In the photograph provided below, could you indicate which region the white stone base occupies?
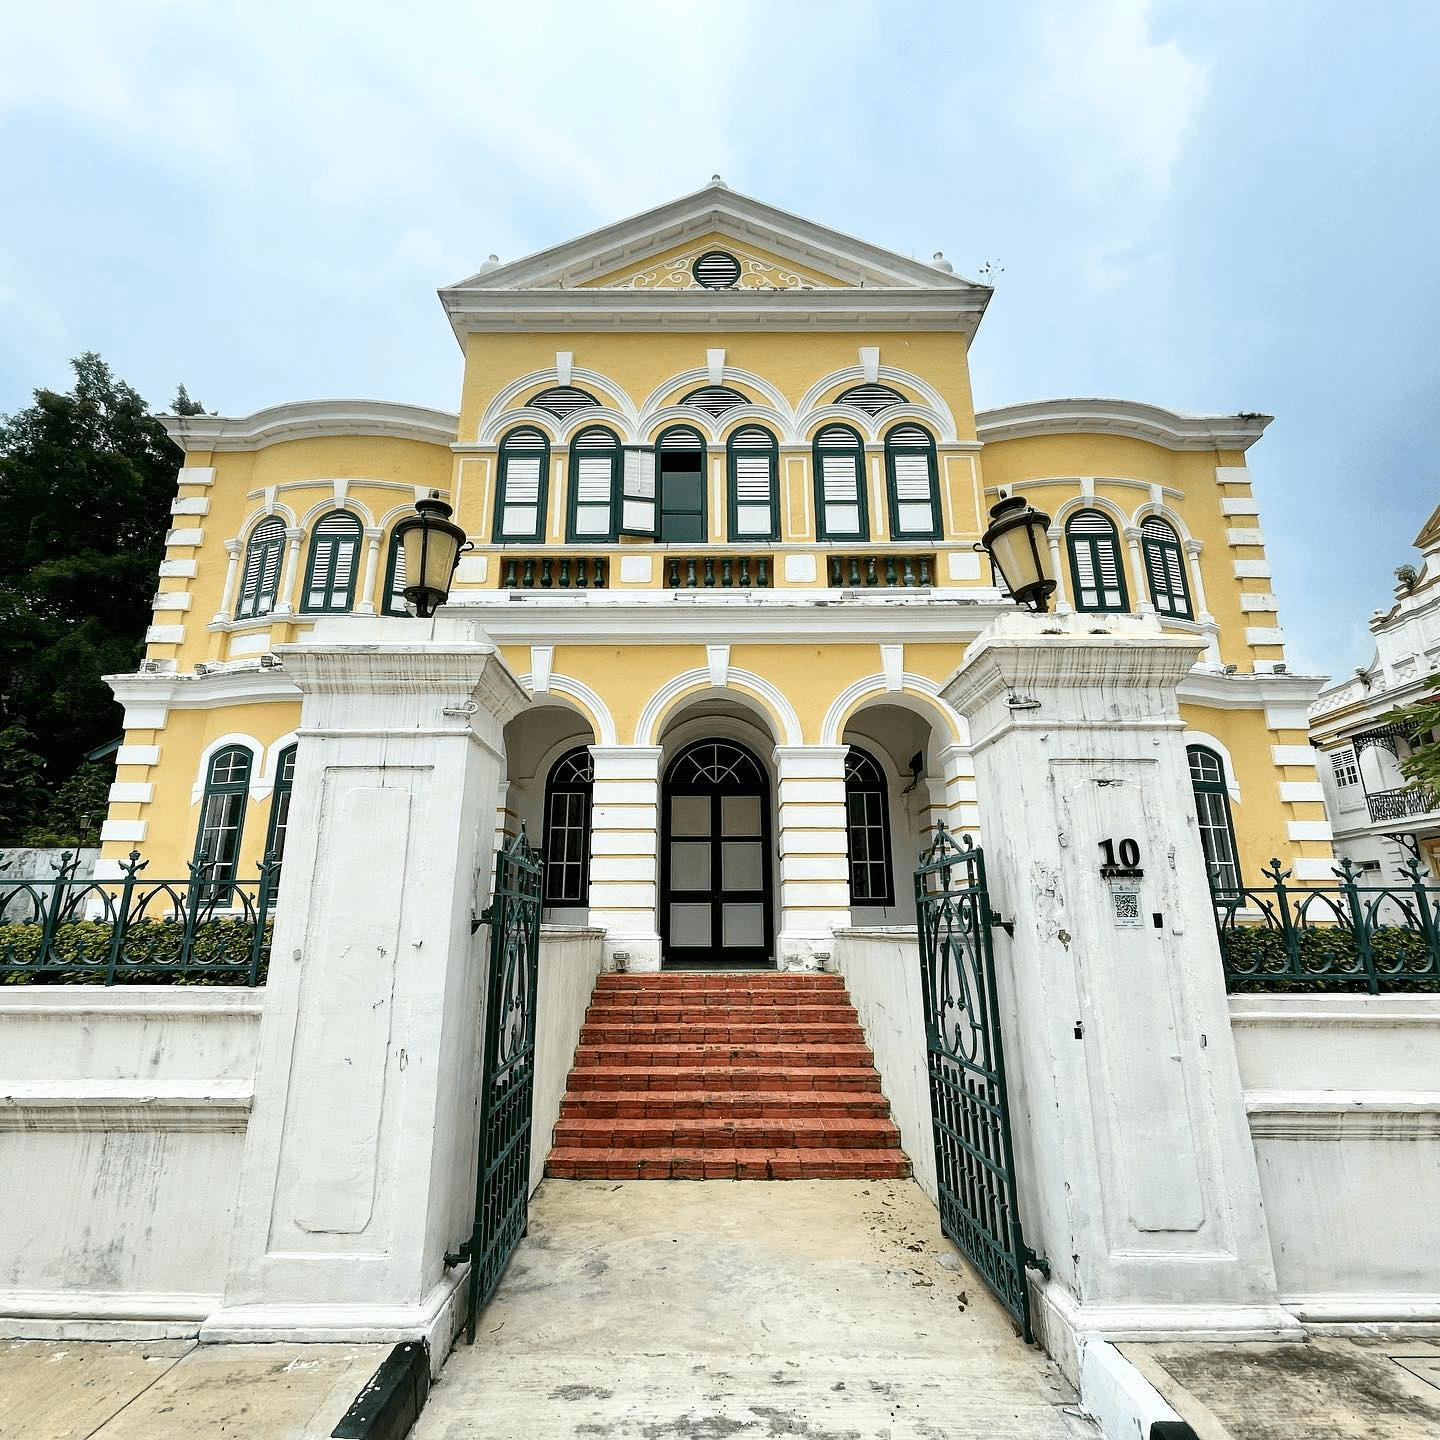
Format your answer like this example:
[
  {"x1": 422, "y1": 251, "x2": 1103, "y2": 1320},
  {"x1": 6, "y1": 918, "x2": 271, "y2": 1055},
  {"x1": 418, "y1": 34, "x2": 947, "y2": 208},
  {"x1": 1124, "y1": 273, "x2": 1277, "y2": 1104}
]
[
  {"x1": 602, "y1": 934, "x2": 661, "y2": 972},
  {"x1": 0, "y1": 1290, "x2": 214, "y2": 1342},
  {"x1": 1078, "y1": 1338, "x2": 1189, "y2": 1440},
  {"x1": 776, "y1": 929, "x2": 840, "y2": 971},
  {"x1": 1034, "y1": 1279, "x2": 1304, "y2": 1388},
  {"x1": 199, "y1": 1269, "x2": 467, "y2": 1377}
]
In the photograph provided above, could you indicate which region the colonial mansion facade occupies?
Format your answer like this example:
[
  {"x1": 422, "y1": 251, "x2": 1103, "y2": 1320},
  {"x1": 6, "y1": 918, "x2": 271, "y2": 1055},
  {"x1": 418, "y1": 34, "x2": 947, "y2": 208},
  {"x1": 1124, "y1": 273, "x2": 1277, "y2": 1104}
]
[{"x1": 100, "y1": 181, "x2": 1331, "y2": 967}]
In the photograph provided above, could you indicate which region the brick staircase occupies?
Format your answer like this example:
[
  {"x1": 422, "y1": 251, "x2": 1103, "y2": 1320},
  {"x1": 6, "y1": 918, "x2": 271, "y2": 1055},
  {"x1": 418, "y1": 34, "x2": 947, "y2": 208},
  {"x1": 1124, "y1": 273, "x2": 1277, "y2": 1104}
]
[{"x1": 545, "y1": 971, "x2": 912, "y2": 1180}]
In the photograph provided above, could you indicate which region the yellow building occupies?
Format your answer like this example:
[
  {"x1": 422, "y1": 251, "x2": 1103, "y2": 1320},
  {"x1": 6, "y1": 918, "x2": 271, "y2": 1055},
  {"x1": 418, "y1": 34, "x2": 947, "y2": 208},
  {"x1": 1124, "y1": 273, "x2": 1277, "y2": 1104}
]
[{"x1": 102, "y1": 180, "x2": 1331, "y2": 967}]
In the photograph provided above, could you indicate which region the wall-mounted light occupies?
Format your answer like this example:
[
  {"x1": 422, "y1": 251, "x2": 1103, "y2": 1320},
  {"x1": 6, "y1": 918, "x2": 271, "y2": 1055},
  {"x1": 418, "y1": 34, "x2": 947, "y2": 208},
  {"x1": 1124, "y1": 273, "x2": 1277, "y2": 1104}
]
[
  {"x1": 394, "y1": 492, "x2": 473, "y2": 618},
  {"x1": 978, "y1": 496, "x2": 1057, "y2": 614}
]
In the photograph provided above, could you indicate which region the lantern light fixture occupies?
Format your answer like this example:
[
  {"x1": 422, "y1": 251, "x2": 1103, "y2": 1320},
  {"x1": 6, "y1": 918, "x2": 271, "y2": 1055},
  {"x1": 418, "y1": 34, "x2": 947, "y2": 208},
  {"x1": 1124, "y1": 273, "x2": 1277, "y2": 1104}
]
[
  {"x1": 393, "y1": 491, "x2": 473, "y2": 618},
  {"x1": 978, "y1": 495, "x2": 1057, "y2": 614}
]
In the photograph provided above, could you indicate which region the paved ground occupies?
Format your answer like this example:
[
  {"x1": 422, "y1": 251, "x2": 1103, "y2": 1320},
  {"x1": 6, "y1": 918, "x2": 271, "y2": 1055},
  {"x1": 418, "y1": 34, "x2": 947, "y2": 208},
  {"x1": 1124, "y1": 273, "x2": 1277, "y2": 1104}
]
[
  {"x1": 414, "y1": 1177, "x2": 1098, "y2": 1440},
  {"x1": 1122, "y1": 1338, "x2": 1440, "y2": 1440},
  {"x1": 0, "y1": 1339, "x2": 387, "y2": 1439}
]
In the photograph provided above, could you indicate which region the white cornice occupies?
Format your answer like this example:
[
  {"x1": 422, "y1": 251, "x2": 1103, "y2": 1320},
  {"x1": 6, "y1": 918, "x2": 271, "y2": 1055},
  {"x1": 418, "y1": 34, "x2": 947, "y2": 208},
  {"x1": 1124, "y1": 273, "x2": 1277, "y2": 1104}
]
[
  {"x1": 442, "y1": 182, "x2": 987, "y2": 296},
  {"x1": 1177, "y1": 669, "x2": 1327, "y2": 710},
  {"x1": 107, "y1": 668, "x2": 302, "y2": 709},
  {"x1": 439, "y1": 287, "x2": 988, "y2": 344},
  {"x1": 976, "y1": 399, "x2": 1272, "y2": 453},
  {"x1": 161, "y1": 400, "x2": 458, "y2": 453}
]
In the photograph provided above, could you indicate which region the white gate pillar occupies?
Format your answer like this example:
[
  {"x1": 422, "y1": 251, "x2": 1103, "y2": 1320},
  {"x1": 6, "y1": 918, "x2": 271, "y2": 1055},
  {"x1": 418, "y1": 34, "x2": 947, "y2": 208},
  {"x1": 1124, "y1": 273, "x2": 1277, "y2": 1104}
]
[
  {"x1": 203, "y1": 617, "x2": 528, "y2": 1354},
  {"x1": 587, "y1": 745, "x2": 663, "y2": 972},
  {"x1": 774, "y1": 745, "x2": 851, "y2": 970},
  {"x1": 941, "y1": 612, "x2": 1296, "y2": 1375}
]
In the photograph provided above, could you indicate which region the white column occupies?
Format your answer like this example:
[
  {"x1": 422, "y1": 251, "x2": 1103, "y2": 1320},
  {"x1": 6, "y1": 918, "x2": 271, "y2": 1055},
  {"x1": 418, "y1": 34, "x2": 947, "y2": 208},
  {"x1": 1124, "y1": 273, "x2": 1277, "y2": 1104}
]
[
  {"x1": 587, "y1": 746, "x2": 663, "y2": 971},
  {"x1": 203, "y1": 616, "x2": 529, "y2": 1354},
  {"x1": 215, "y1": 539, "x2": 241, "y2": 624},
  {"x1": 355, "y1": 528, "x2": 383, "y2": 615},
  {"x1": 1046, "y1": 526, "x2": 1071, "y2": 615},
  {"x1": 773, "y1": 745, "x2": 851, "y2": 970},
  {"x1": 931, "y1": 741, "x2": 979, "y2": 841},
  {"x1": 271, "y1": 527, "x2": 305, "y2": 618},
  {"x1": 1124, "y1": 527, "x2": 1154, "y2": 615},
  {"x1": 941, "y1": 613, "x2": 1296, "y2": 1373}
]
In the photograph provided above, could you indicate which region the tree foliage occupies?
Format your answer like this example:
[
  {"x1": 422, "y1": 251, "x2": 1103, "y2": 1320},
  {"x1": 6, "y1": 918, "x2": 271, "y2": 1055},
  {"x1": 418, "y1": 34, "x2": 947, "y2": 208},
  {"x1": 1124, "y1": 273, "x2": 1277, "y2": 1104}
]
[
  {"x1": 0, "y1": 355, "x2": 192, "y2": 842},
  {"x1": 1382, "y1": 676, "x2": 1440, "y2": 797}
]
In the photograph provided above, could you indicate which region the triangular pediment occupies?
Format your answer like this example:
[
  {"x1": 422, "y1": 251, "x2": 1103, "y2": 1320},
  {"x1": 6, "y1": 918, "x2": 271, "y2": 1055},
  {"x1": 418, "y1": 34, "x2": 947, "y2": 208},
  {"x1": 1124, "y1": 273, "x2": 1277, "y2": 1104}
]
[{"x1": 443, "y1": 180, "x2": 984, "y2": 295}]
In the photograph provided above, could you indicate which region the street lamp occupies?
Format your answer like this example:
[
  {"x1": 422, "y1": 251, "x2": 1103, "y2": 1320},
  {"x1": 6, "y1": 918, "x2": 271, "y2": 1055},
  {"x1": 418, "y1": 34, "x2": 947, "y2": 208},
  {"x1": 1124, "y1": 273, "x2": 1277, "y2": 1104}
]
[
  {"x1": 979, "y1": 496, "x2": 1056, "y2": 614},
  {"x1": 393, "y1": 492, "x2": 473, "y2": 618}
]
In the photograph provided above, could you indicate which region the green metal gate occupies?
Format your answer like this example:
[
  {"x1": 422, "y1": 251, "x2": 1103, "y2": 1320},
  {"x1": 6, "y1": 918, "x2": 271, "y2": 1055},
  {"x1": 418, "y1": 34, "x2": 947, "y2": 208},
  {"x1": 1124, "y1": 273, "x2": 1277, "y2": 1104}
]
[
  {"x1": 448, "y1": 830, "x2": 544, "y2": 1342},
  {"x1": 915, "y1": 823, "x2": 1046, "y2": 1341}
]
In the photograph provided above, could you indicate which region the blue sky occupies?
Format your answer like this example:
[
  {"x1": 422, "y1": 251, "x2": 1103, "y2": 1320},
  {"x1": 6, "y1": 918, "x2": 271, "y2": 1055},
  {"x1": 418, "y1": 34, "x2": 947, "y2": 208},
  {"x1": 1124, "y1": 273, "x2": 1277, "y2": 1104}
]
[{"x1": 3, "y1": 0, "x2": 1438, "y2": 682}]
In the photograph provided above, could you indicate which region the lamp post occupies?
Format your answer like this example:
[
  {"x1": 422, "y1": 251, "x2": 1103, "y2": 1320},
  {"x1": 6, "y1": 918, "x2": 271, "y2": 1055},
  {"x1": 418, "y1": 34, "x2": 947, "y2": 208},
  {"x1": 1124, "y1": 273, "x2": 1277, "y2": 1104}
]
[
  {"x1": 979, "y1": 495, "x2": 1056, "y2": 613},
  {"x1": 393, "y1": 492, "x2": 473, "y2": 618}
]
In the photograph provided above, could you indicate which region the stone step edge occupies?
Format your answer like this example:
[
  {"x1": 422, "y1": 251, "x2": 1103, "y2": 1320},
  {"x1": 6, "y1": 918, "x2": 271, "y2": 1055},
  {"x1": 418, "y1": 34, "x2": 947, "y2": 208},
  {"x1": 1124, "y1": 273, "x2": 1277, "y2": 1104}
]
[
  {"x1": 564, "y1": 1068, "x2": 884, "y2": 1091},
  {"x1": 545, "y1": 1147, "x2": 913, "y2": 1180}
]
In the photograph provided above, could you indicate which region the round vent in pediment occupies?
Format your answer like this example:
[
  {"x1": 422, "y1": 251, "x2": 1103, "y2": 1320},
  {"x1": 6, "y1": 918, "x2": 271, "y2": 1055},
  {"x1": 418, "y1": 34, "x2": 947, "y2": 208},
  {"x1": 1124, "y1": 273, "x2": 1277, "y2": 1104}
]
[{"x1": 692, "y1": 250, "x2": 741, "y2": 289}]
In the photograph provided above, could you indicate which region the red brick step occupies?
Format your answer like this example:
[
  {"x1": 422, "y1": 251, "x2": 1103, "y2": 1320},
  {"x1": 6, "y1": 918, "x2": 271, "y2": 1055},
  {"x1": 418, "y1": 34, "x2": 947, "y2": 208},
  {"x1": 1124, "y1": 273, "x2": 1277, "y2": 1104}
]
[{"x1": 545, "y1": 971, "x2": 911, "y2": 1182}]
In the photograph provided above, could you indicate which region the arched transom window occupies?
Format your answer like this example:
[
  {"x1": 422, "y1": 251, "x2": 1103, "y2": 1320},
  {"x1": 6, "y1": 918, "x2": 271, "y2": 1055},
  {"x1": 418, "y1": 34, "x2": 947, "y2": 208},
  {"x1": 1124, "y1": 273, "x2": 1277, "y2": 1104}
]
[
  {"x1": 301, "y1": 511, "x2": 363, "y2": 613},
  {"x1": 813, "y1": 425, "x2": 868, "y2": 541},
  {"x1": 727, "y1": 426, "x2": 779, "y2": 541},
  {"x1": 235, "y1": 517, "x2": 285, "y2": 620},
  {"x1": 1141, "y1": 516, "x2": 1192, "y2": 619}
]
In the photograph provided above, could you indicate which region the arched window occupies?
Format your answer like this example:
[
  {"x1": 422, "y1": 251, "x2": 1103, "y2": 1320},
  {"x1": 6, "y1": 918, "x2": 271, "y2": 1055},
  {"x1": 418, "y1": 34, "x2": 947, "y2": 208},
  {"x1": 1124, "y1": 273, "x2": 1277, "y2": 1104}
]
[
  {"x1": 682, "y1": 385, "x2": 750, "y2": 417},
  {"x1": 655, "y1": 425, "x2": 707, "y2": 542},
  {"x1": 528, "y1": 385, "x2": 599, "y2": 418},
  {"x1": 193, "y1": 745, "x2": 252, "y2": 899},
  {"x1": 380, "y1": 528, "x2": 410, "y2": 615},
  {"x1": 836, "y1": 383, "x2": 907, "y2": 415},
  {"x1": 884, "y1": 425, "x2": 941, "y2": 540},
  {"x1": 543, "y1": 747, "x2": 594, "y2": 905},
  {"x1": 264, "y1": 745, "x2": 297, "y2": 890},
  {"x1": 235, "y1": 517, "x2": 285, "y2": 620},
  {"x1": 493, "y1": 427, "x2": 550, "y2": 543},
  {"x1": 1142, "y1": 516, "x2": 1192, "y2": 619},
  {"x1": 1188, "y1": 746, "x2": 1240, "y2": 895},
  {"x1": 727, "y1": 426, "x2": 779, "y2": 540},
  {"x1": 301, "y1": 511, "x2": 363, "y2": 613},
  {"x1": 813, "y1": 425, "x2": 868, "y2": 541},
  {"x1": 1066, "y1": 510, "x2": 1128, "y2": 612},
  {"x1": 567, "y1": 426, "x2": 622, "y2": 541},
  {"x1": 845, "y1": 747, "x2": 894, "y2": 905}
]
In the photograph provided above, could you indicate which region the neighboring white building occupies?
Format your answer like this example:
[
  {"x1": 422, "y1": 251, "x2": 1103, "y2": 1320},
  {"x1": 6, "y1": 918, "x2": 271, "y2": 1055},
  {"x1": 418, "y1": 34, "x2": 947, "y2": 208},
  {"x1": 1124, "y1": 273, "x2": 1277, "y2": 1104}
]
[{"x1": 1311, "y1": 503, "x2": 1440, "y2": 882}]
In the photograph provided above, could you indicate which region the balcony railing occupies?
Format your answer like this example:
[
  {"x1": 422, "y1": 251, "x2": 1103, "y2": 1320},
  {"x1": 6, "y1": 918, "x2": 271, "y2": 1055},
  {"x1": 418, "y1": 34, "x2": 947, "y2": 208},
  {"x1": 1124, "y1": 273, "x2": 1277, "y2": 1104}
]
[
  {"x1": 666, "y1": 555, "x2": 773, "y2": 588},
  {"x1": 828, "y1": 553, "x2": 935, "y2": 588},
  {"x1": 1365, "y1": 786, "x2": 1438, "y2": 824},
  {"x1": 0, "y1": 850, "x2": 274, "y2": 986},
  {"x1": 1212, "y1": 856, "x2": 1440, "y2": 994},
  {"x1": 499, "y1": 556, "x2": 608, "y2": 589}
]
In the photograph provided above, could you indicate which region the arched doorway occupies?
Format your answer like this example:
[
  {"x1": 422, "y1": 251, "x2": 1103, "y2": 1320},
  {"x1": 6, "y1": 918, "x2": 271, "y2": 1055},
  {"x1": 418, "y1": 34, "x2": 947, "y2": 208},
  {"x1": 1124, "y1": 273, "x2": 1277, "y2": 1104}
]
[{"x1": 661, "y1": 738, "x2": 773, "y2": 968}]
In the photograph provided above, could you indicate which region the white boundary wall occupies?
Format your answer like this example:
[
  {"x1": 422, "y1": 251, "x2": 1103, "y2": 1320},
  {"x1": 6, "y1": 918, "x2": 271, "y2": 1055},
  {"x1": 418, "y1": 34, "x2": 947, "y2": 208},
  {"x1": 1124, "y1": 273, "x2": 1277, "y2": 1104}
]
[
  {"x1": 529, "y1": 926, "x2": 606, "y2": 1195},
  {"x1": 0, "y1": 987, "x2": 262, "y2": 1337},
  {"x1": 1231, "y1": 993, "x2": 1440, "y2": 1323},
  {"x1": 831, "y1": 927, "x2": 935, "y2": 1202}
]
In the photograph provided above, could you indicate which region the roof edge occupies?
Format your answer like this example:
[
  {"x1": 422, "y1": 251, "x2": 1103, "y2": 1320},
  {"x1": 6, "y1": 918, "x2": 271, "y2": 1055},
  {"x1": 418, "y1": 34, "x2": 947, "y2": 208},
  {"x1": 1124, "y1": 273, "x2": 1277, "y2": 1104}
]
[
  {"x1": 160, "y1": 400, "x2": 459, "y2": 452},
  {"x1": 976, "y1": 399, "x2": 1273, "y2": 453}
]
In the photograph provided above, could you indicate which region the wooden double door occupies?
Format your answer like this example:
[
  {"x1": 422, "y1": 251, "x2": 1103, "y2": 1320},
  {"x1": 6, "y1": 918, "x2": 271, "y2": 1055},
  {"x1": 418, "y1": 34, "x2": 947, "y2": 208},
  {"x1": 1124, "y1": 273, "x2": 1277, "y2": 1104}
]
[{"x1": 660, "y1": 739, "x2": 773, "y2": 968}]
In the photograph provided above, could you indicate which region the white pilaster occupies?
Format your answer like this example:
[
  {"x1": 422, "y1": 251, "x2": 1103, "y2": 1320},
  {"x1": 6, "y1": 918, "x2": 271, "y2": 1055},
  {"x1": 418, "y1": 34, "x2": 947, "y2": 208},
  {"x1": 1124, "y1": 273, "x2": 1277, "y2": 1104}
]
[
  {"x1": 1124, "y1": 528, "x2": 1154, "y2": 615},
  {"x1": 587, "y1": 746, "x2": 663, "y2": 971},
  {"x1": 773, "y1": 745, "x2": 851, "y2": 970},
  {"x1": 271, "y1": 528, "x2": 305, "y2": 618},
  {"x1": 1046, "y1": 527, "x2": 1071, "y2": 614},
  {"x1": 216, "y1": 539, "x2": 241, "y2": 625},
  {"x1": 355, "y1": 528, "x2": 383, "y2": 615},
  {"x1": 203, "y1": 617, "x2": 529, "y2": 1354},
  {"x1": 941, "y1": 613, "x2": 1297, "y2": 1371}
]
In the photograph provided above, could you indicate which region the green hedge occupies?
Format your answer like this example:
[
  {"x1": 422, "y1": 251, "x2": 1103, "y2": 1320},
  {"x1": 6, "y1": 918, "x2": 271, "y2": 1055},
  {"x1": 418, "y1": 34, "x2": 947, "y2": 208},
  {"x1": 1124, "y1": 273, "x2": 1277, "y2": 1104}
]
[
  {"x1": 1220, "y1": 923, "x2": 1438, "y2": 994},
  {"x1": 0, "y1": 917, "x2": 270, "y2": 985}
]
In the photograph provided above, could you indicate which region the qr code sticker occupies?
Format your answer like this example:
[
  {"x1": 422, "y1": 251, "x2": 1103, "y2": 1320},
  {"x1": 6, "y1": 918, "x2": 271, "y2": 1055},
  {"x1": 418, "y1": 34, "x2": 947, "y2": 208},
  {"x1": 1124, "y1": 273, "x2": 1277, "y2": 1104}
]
[{"x1": 1111, "y1": 886, "x2": 1141, "y2": 926}]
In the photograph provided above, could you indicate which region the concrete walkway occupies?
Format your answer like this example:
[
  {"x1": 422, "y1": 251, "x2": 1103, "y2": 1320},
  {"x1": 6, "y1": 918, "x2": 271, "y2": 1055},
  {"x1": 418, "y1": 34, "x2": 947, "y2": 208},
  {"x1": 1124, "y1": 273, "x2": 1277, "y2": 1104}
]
[{"x1": 414, "y1": 1177, "x2": 1098, "y2": 1439}]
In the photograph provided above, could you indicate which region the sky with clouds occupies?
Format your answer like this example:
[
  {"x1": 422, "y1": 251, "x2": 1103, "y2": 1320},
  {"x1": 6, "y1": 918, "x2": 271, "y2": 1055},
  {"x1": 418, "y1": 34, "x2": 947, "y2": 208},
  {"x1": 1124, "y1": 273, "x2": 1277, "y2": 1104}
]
[{"x1": 2, "y1": 0, "x2": 1438, "y2": 684}]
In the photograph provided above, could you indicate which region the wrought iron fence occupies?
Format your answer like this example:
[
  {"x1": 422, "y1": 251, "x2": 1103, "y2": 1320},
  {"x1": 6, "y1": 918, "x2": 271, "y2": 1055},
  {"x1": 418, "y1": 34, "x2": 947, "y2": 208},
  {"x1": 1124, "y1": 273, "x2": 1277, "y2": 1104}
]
[
  {"x1": 0, "y1": 850, "x2": 275, "y2": 986},
  {"x1": 1213, "y1": 856, "x2": 1440, "y2": 995}
]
